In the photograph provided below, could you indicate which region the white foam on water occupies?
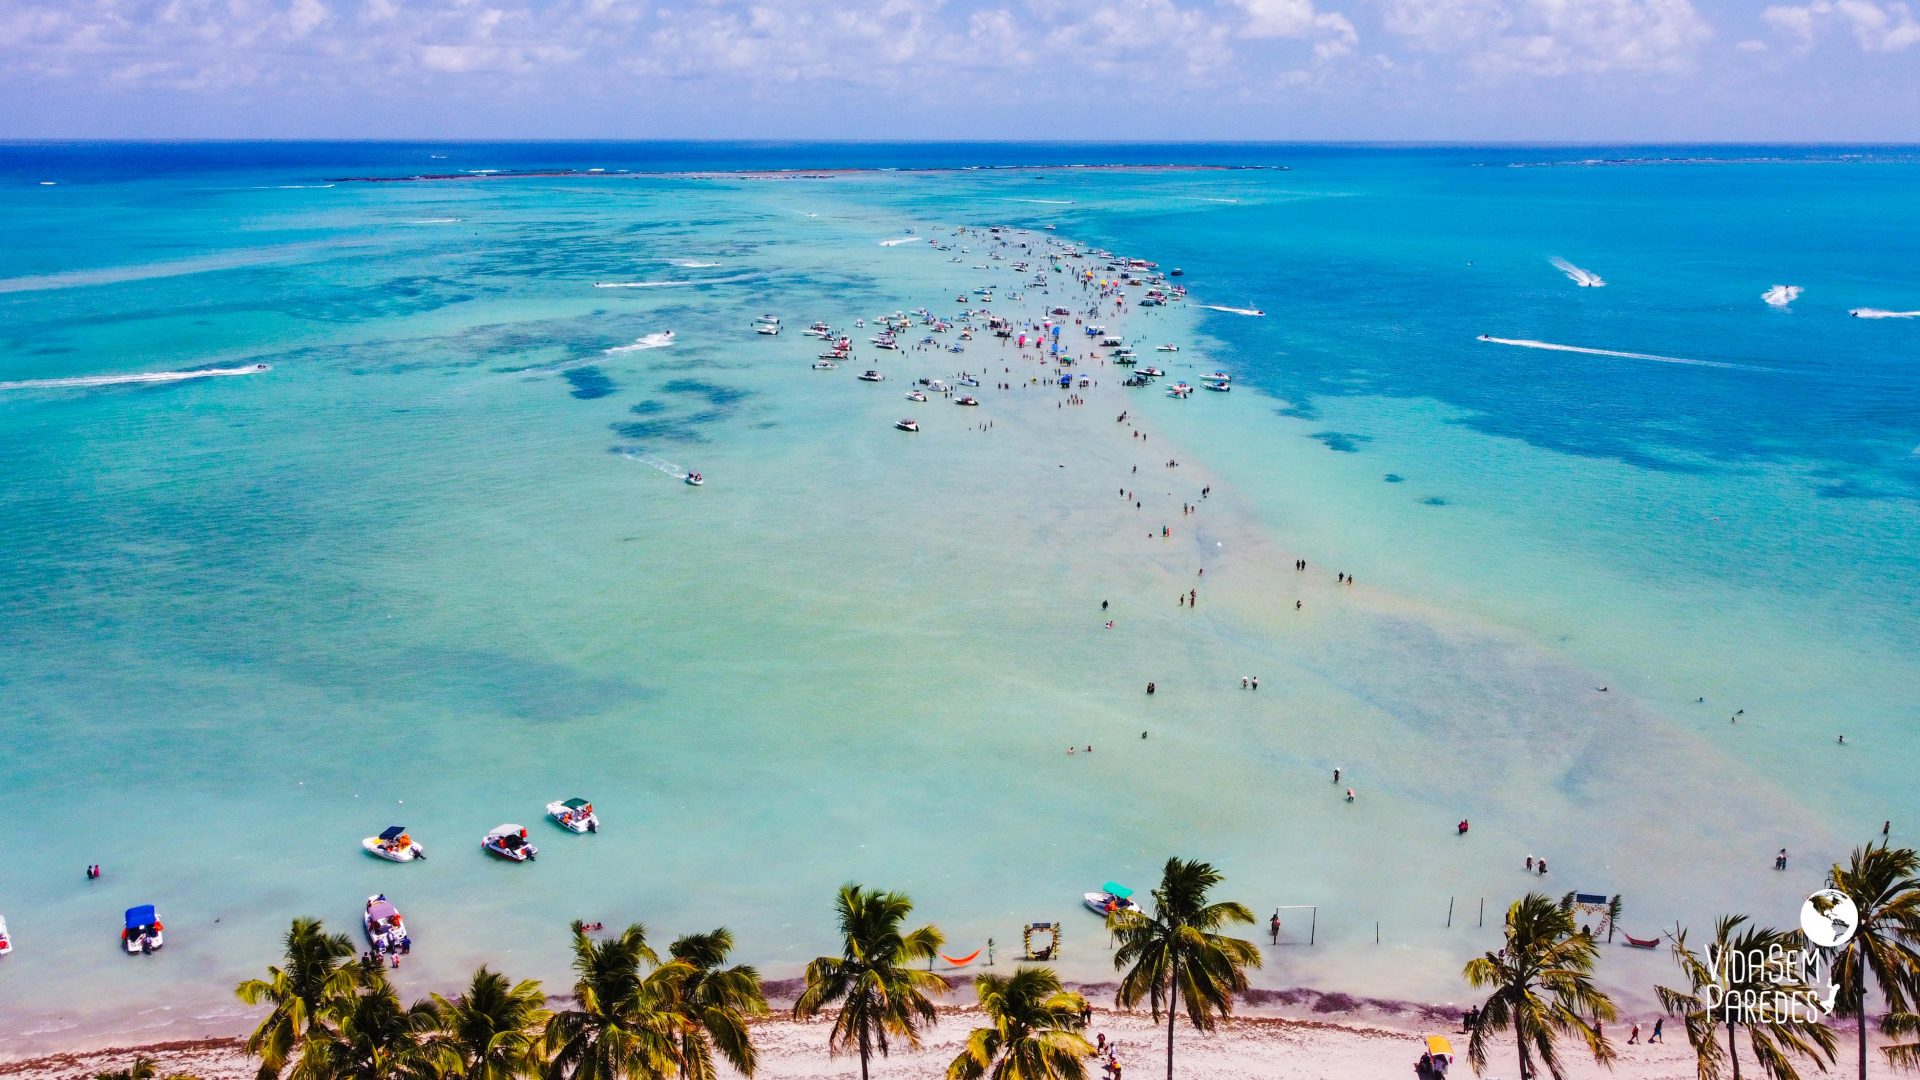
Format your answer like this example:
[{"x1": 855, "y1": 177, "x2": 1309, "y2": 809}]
[
  {"x1": 0, "y1": 364, "x2": 271, "y2": 392},
  {"x1": 1201, "y1": 305, "x2": 1265, "y2": 316},
  {"x1": 1477, "y1": 336, "x2": 1764, "y2": 371},
  {"x1": 1549, "y1": 257, "x2": 1607, "y2": 288},
  {"x1": 878, "y1": 237, "x2": 924, "y2": 247},
  {"x1": 1851, "y1": 308, "x2": 1920, "y2": 319},
  {"x1": 593, "y1": 273, "x2": 756, "y2": 289},
  {"x1": 620, "y1": 450, "x2": 689, "y2": 479},
  {"x1": 1012, "y1": 198, "x2": 1076, "y2": 205},
  {"x1": 1762, "y1": 285, "x2": 1803, "y2": 307},
  {"x1": 402, "y1": 217, "x2": 462, "y2": 225},
  {"x1": 670, "y1": 259, "x2": 721, "y2": 268},
  {"x1": 604, "y1": 331, "x2": 676, "y2": 354}
]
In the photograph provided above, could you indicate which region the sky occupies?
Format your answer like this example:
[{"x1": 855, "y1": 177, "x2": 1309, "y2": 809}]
[{"x1": 1, "y1": 0, "x2": 1917, "y2": 141}]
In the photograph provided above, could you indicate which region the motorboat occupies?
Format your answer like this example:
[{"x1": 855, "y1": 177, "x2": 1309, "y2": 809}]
[
  {"x1": 858, "y1": 370, "x2": 886, "y2": 382},
  {"x1": 685, "y1": 473, "x2": 704, "y2": 486},
  {"x1": 924, "y1": 378, "x2": 949, "y2": 393},
  {"x1": 1138, "y1": 367, "x2": 1165, "y2": 378},
  {"x1": 874, "y1": 339, "x2": 899, "y2": 350},
  {"x1": 363, "y1": 894, "x2": 411, "y2": 959},
  {"x1": 0, "y1": 915, "x2": 12, "y2": 955},
  {"x1": 363, "y1": 825, "x2": 425, "y2": 862},
  {"x1": 1170, "y1": 268, "x2": 1184, "y2": 276},
  {"x1": 482, "y1": 824, "x2": 538, "y2": 862},
  {"x1": 1156, "y1": 343, "x2": 1179, "y2": 352},
  {"x1": 1168, "y1": 383, "x2": 1193, "y2": 398},
  {"x1": 547, "y1": 798, "x2": 599, "y2": 834},
  {"x1": 123, "y1": 905, "x2": 163, "y2": 954},
  {"x1": 955, "y1": 396, "x2": 980, "y2": 407},
  {"x1": 1083, "y1": 882, "x2": 1141, "y2": 918},
  {"x1": 957, "y1": 376, "x2": 980, "y2": 386},
  {"x1": 755, "y1": 323, "x2": 780, "y2": 336},
  {"x1": 756, "y1": 314, "x2": 780, "y2": 326},
  {"x1": 854, "y1": 318, "x2": 865, "y2": 328},
  {"x1": 895, "y1": 419, "x2": 920, "y2": 432},
  {"x1": 1205, "y1": 380, "x2": 1230, "y2": 392},
  {"x1": 905, "y1": 389, "x2": 927, "y2": 402},
  {"x1": 1123, "y1": 375, "x2": 1150, "y2": 387},
  {"x1": 812, "y1": 360, "x2": 838, "y2": 370},
  {"x1": 1206, "y1": 371, "x2": 1231, "y2": 382}
]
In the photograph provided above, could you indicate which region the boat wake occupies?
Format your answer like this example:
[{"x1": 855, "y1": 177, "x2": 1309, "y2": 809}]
[
  {"x1": 605, "y1": 332, "x2": 676, "y2": 354},
  {"x1": 1762, "y1": 285, "x2": 1802, "y2": 307},
  {"x1": 1851, "y1": 308, "x2": 1920, "y2": 319},
  {"x1": 1550, "y1": 257, "x2": 1607, "y2": 288},
  {"x1": 0, "y1": 364, "x2": 270, "y2": 392},
  {"x1": 620, "y1": 450, "x2": 690, "y2": 480},
  {"x1": 1476, "y1": 336, "x2": 1765, "y2": 371},
  {"x1": 402, "y1": 217, "x2": 461, "y2": 225},
  {"x1": 1201, "y1": 304, "x2": 1264, "y2": 316},
  {"x1": 670, "y1": 259, "x2": 721, "y2": 268},
  {"x1": 878, "y1": 237, "x2": 925, "y2": 247},
  {"x1": 593, "y1": 273, "x2": 755, "y2": 289}
]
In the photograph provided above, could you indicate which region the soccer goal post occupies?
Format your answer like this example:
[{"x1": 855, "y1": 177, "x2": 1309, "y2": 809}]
[{"x1": 1264, "y1": 905, "x2": 1318, "y2": 945}]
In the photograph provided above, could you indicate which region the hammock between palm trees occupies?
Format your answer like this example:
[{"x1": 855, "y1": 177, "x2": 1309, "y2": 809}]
[{"x1": 940, "y1": 947, "x2": 983, "y2": 965}]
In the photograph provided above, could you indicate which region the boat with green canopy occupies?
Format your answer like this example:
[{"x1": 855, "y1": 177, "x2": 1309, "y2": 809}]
[{"x1": 1083, "y1": 882, "x2": 1140, "y2": 917}]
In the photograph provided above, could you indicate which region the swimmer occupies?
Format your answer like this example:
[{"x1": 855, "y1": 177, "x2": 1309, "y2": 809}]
[
  {"x1": 1333, "y1": 768, "x2": 1340, "y2": 783},
  {"x1": 1345, "y1": 788, "x2": 1356, "y2": 802},
  {"x1": 1596, "y1": 686, "x2": 1608, "y2": 693}
]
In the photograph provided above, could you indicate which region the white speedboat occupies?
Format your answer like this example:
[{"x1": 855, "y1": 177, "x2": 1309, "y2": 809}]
[
  {"x1": 483, "y1": 825, "x2": 538, "y2": 862},
  {"x1": 858, "y1": 370, "x2": 885, "y2": 382},
  {"x1": 363, "y1": 825, "x2": 426, "y2": 862},
  {"x1": 1168, "y1": 383, "x2": 1193, "y2": 398},
  {"x1": 812, "y1": 360, "x2": 838, "y2": 370},
  {"x1": 956, "y1": 396, "x2": 980, "y2": 407},
  {"x1": 896, "y1": 418, "x2": 920, "y2": 432},
  {"x1": 123, "y1": 905, "x2": 163, "y2": 954},
  {"x1": 874, "y1": 339, "x2": 899, "y2": 351},
  {"x1": 685, "y1": 472, "x2": 704, "y2": 487},
  {"x1": 924, "y1": 379, "x2": 948, "y2": 393},
  {"x1": 1205, "y1": 380, "x2": 1230, "y2": 392},
  {"x1": 547, "y1": 798, "x2": 600, "y2": 833},
  {"x1": 0, "y1": 915, "x2": 12, "y2": 955},
  {"x1": 957, "y1": 376, "x2": 980, "y2": 387},
  {"x1": 364, "y1": 895, "x2": 411, "y2": 959},
  {"x1": 1206, "y1": 371, "x2": 1231, "y2": 382},
  {"x1": 755, "y1": 324, "x2": 780, "y2": 336},
  {"x1": 905, "y1": 390, "x2": 927, "y2": 402},
  {"x1": 1138, "y1": 367, "x2": 1165, "y2": 378},
  {"x1": 1083, "y1": 882, "x2": 1141, "y2": 918},
  {"x1": 854, "y1": 318, "x2": 865, "y2": 328},
  {"x1": 1156, "y1": 344, "x2": 1179, "y2": 352}
]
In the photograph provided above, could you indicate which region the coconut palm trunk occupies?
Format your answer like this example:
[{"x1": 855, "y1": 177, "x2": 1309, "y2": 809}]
[{"x1": 1165, "y1": 979, "x2": 1177, "y2": 1080}]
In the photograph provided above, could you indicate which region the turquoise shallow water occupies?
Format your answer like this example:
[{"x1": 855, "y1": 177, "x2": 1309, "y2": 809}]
[{"x1": 1, "y1": 144, "x2": 1917, "y2": 1052}]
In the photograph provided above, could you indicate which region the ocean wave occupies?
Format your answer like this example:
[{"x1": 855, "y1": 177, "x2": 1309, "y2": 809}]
[
  {"x1": 878, "y1": 237, "x2": 924, "y2": 247},
  {"x1": 605, "y1": 331, "x2": 676, "y2": 354},
  {"x1": 1850, "y1": 308, "x2": 1920, "y2": 319},
  {"x1": 0, "y1": 364, "x2": 271, "y2": 391},
  {"x1": 401, "y1": 217, "x2": 461, "y2": 224},
  {"x1": 1476, "y1": 336, "x2": 1766, "y2": 371},
  {"x1": 1201, "y1": 304, "x2": 1264, "y2": 316},
  {"x1": 1012, "y1": 198, "x2": 1075, "y2": 205},
  {"x1": 1762, "y1": 285, "x2": 1803, "y2": 307},
  {"x1": 1549, "y1": 257, "x2": 1606, "y2": 288},
  {"x1": 670, "y1": 259, "x2": 721, "y2": 268}
]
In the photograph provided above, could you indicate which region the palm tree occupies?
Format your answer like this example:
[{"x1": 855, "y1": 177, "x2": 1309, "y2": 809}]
[
  {"x1": 1829, "y1": 843, "x2": 1920, "y2": 1079},
  {"x1": 543, "y1": 922, "x2": 678, "y2": 1080},
  {"x1": 235, "y1": 917, "x2": 361, "y2": 1080},
  {"x1": 947, "y1": 967, "x2": 1096, "y2": 1080},
  {"x1": 792, "y1": 883, "x2": 949, "y2": 1080},
  {"x1": 429, "y1": 966, "x2": 550, "y2": 1080},
  {"x1": 92, "y1": 1056, "x2": 202, "y2": 1080},
  {"x1": 1656, "y1": 916, "x2": 1838, "y2": 1080},
  {"x1": 292, "y1": 969, "x2": 445, "y2": 1080},
  {"x1": 1877, "y1": 1013, "x2": 1920, "y2": 1070},
  {"x1": 656, "y1": 928, "x2": 768, "y2": 1080},
  {"x1": 1462, "y1": 892, "x2": 1617, "y2": 1080},
  {"x1": 1107, "y1": 857, "x2": 1262, "y2": 1080}
]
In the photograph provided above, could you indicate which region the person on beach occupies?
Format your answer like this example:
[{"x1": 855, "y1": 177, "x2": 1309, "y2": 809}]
[
  {"x1": 1628, "y1": 1022, "x2": 1640, "y2": 1044},
  {"x1": 1650, "y1": 1018, "x2": 1663, "y2": 1043},
  {"x1": 1271, "y1": 910, "x2": 1282, "y2": 943},
  {"x1": 1776, "y1": 848, "x2": 1788, "y2": 870}
]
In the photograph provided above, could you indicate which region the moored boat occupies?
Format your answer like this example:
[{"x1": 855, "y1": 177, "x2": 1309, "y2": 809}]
[
  {"x1": 0, "y1": 915, "x2": 12, "y2": 955},
  {"x1": 1083, "y1": 882, "x2": 1141, "y2": 918},
  {"x1": 905, "y1": 389, "x2": 927, "y2": 402},
  {"x1": 547, "y1": 798, "x2": 599, "y2": 834},
  {"x1": 483, "y1": 824, "x2": 538, "y2": 862},
  {"x1": 1156, "y1": 343, "x2": 1179, "y2": 352},
  {"x1": 896, "y1": 418, "x2": 920, "y2": 432},
  {"x1": 1204, "y1": 380, "x2": 1230, "y2": 392},
  {"x1": 123, "y1": 905, "x2": 163, "y2": 954},
  {"x1": 858, "y1": 370, "x2": 885, "y2": 382},
  {"x1": 955, "y1": 395, "x2": 980, "y2": 407},
  {"x1": 363, "y1": 826, "x2": 425, "y2": 862},
  {"x1": 363, "y1": 894, "x2": 412, "y2": 961}
]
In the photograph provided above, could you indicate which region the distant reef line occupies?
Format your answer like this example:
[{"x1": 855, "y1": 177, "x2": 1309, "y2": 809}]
[{"x1": 324, "y1": 163, "x2": 1286, "y2": 183}]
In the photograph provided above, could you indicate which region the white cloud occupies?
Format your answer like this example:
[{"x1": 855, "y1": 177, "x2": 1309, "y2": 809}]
[
  {"x1": 1227, "y1": 0, "x2": 1359, "y2": 56},
  {"x1": 1764, "y1": 0, "x2": 1920, "y2": 51},
  {"x1": 1382, "y1": 0, "x2": 1713, "y2": 75}
]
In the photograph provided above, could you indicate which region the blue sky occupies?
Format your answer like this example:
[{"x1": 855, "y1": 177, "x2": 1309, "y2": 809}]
[{"x1": 3, "y1": 0, "x2": 1917, "y2": 141}]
